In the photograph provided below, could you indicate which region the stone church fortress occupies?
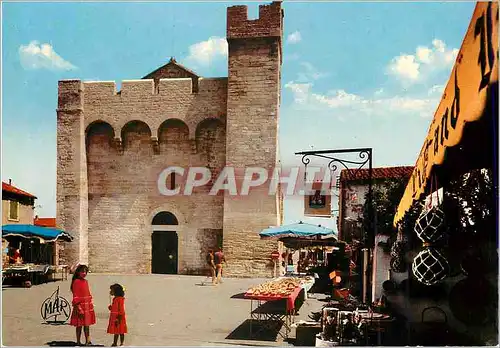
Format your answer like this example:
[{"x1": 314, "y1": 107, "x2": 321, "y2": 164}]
[{"x1": 57, "y1": 2, "x2": 284, "y2": 277}]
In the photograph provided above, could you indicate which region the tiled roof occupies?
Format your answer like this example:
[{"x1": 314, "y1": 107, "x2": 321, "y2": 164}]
[
  {"x1": 2, "y1": 182, "x2": 37, "y2": 199},
  {"x1": 34, "y1": 217, "x2": 56, "y2": 228},
  {"x1": 340, "y1": 166, "x2": 414, "y2": 182},
  {"x1": 143, "y1": 57, "x2": 199, "y2": 79}
]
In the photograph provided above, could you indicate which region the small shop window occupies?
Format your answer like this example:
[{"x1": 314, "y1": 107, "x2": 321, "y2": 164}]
[{"x1": 8, "y1": 201, "x2": 19, "y2": 221}]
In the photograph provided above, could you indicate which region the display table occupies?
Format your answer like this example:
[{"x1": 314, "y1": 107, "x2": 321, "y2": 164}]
[
  {"x1": 3, "y1": 264, "x2": 51, "y2": 285},
  {"x1": 49, "y1": 264, "x2": 69, "y2": 281},
  {"x1": 244, "y1": 278, "x2": 306, "y2": 340}
]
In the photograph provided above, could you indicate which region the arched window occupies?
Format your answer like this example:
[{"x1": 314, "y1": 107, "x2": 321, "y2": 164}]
[{"x1": 152, "y1": 211, "x2": 178, "y2": 225}]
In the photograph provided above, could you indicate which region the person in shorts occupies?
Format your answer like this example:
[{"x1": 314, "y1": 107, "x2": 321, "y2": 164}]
[
  {"x1": 205, "y1": 249, "x2": 216, "y2": 285},
  {"x1": 214, "y1": 248, "x2": 226, "y2": 284}
]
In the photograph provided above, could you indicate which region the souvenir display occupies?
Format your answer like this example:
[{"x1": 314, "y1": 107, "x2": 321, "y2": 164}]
[
  {"x1": 411, "y1": 188, "x2": 451, "y2": 286},
  {"x1": 246, "y1": 277, "x2": 313, "y2": 296},
  {"x1": 390, "y1": 256, "x2": 406, "y2": 273},
  {"x1": 390, "y1": 229, "x2": 407, "y2": 273}
]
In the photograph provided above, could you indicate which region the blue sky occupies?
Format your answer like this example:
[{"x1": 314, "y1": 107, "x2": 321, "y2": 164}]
[{"x1": 2, "y1": 1, "x2": 476, "y2": 230}]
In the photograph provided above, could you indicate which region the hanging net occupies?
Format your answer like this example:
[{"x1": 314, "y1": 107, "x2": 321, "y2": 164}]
[
  {"x1": 412, "y1": 248, "x2": 450, "y2": 286},
  {"x1": 414, "y1": 206, "x2": 445, "y2": 244}
]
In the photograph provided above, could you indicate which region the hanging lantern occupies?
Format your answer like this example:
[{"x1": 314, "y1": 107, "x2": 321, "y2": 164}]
[
  {"x1": 412, "y1": 248, "x2": 450, "y2": 286},
  {"x1": 414, "y1": 206, "x2": 445, "y2": 244}
]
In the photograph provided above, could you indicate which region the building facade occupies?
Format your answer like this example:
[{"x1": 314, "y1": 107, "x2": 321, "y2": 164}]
[
  {"x1": 337, "y1": 166, "x2": 414, "y2": 243},
  {"x1": 2, "y1": 180, "x2": 36, "y2": 226},
  {"x1": 57, "y1": 2, "x2": 284, "y2": 276}
]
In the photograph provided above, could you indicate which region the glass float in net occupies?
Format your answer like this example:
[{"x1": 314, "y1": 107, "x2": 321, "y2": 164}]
[
  {"x1": 390, "y1": 240, "x2": 406, "y2": 258},
  {"x1": 412, "y1": 248, "x2": 450, "y2": 286},
  {"x1": 414, "y1": 206, "x2": 445, "y2": 244},
  {"x1": 390, "y1": 256, "x2": 406, "y2": 273}
]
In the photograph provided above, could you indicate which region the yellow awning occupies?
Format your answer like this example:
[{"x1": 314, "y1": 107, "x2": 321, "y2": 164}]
[{"x1": 394, "y1": 2, "x2": 498, "y2": 226}]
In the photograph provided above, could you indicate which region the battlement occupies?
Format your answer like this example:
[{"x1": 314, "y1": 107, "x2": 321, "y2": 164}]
[
  {"x1": 58, "y1": 80, "x2": 83, "y2": 110},
  {"x1": 227, "y1": 1, "x2": 283, "y2": 40},
  {"x1": 79, "y1": 78, "x2": 227, "y2": 99}
]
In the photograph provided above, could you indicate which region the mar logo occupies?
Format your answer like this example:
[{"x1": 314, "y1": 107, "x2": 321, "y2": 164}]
[{"x1": 41, "y1": 286, "x2": 71, "y2": 324}]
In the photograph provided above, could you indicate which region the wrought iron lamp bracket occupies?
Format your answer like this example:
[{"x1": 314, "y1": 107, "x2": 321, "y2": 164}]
[{"x1": 298, "y1": 148, "x2": 372, "y2": 190}]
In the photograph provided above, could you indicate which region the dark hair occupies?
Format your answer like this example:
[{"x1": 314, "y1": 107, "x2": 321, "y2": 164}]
[
  {"x1": 70, "y1": 264, "x2": 89, "y2": 292},
  {"x1": 208, "y1": 249, "x2": 213, "y2": 253},
  {"x1": 110, "y1": 283, "x2": 125, "y2": 297}
]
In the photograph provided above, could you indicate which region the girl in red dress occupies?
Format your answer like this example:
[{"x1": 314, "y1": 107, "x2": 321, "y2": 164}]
[
  {"x1": 107, "y1": 283, "x2": 127, "y2": 346},
  {"x1": 69, "y1": 264, "x2": 96, "y2": 346}
]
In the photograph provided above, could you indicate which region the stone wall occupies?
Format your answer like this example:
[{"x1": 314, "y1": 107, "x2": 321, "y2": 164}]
[{"x1": 83, "y1": 78, "x2": 226, "y2": 273}]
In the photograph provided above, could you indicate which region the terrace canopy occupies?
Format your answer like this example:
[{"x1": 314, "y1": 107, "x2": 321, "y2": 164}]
[
  {"x1": 393, "y1": 2, "x2": 498, "y2": 226},
  {"x1": 2, "y1": 224, "x2": 73, "y2": 242}
]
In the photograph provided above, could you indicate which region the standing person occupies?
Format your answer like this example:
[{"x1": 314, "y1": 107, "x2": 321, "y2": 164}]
[
  {"x1": 204, "y1": 249, "x2": 216, "y2": 285},
  {"x1": 107, "y1": 283, "x2": 127, "y2": 346},
  {"x1": 214, "y1": 248, "x2": 226, "y2": 284},
  {"x1": 69, "y1": 264, "x2": 96, "y2": 346}
]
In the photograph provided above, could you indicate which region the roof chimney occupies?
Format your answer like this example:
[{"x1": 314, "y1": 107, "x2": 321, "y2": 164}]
[{"x1": 8, "y1": 179, "x2": 11, "y2": 185}]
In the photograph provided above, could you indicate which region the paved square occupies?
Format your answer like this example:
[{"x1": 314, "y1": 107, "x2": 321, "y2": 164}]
[{"x1": 2, "y1": 274, "x2": 322, "y2": 346}]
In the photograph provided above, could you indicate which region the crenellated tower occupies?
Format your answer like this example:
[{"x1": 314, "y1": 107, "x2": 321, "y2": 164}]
[{"x1": 224, "y1": 2, "x2": 284, "y2": 277}]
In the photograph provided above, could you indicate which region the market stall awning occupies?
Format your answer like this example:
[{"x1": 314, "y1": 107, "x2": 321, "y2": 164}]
[
  {"x1": 279, "y1": 237, "x2": 339, "y2": 249},
  {"x1": 2, "y1": 224, "x2": 73, "y2": 242},
  {"x1": 260, "y1": 221, "x2": 337, "y2": 240},
  {"x1": 394, "y1": 2, "x2": 498, "y2": 226}
]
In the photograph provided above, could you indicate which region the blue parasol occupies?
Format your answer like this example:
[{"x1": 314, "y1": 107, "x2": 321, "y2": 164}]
[{"x1": 259, "y1": 221, "x2": 337, "y2": 240}]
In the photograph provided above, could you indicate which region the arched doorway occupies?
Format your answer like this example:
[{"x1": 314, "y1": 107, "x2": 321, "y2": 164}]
[{"x1": 151, "y1": 211, "x2": 179, "y2": 274}]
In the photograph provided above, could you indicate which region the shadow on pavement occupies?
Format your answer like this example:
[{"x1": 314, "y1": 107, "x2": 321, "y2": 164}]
[
  {"x1": 194, "y1": 281, "x2": 217, "y2": 287},
  {"x1": 230, "y1": 292, "x2": 247, "y2": 299},
  {"x1": 226, "y1": 319, "x2": 281, "y2": 342},
  {"x1": 46, "y1": 341, "x2": 105, "y2": 347}
]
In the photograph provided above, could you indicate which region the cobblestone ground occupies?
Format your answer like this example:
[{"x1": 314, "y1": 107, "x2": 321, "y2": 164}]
[{"x1": 2, "y1": 274, "x2": 323, "y2": 346}]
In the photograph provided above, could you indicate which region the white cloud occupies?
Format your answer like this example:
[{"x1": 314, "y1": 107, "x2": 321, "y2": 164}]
[
  {"x1": 297, "y1": 62, "x2": 328, "y2": 82},
  {"x1": 287, "y1": 31, "x2": 302, "y2": 44},
  {"x1": 285, "y1": 82, "x2": 312, "y2": 104},
  {"x1": 285, "y1": 81, "x2": 439, "y2": 119},
  {"x1": 416, "y1": 46, "x2": 433, "y2": 64},
  {"x1": 428, "y1": 84, "x2": 445, "y2": 96},
  {"x1": 388, "y1": 38, "x2": 459, "y2": 83},
  {"x1": 19, "y1": 41, "x2": 76, "y2": 71},
  {"x1": 388, "y1": 54, "x2": 420, "y2": 81},
  {"x1": 185, "y1": 36, "x2": 228, "y2": 67}
]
